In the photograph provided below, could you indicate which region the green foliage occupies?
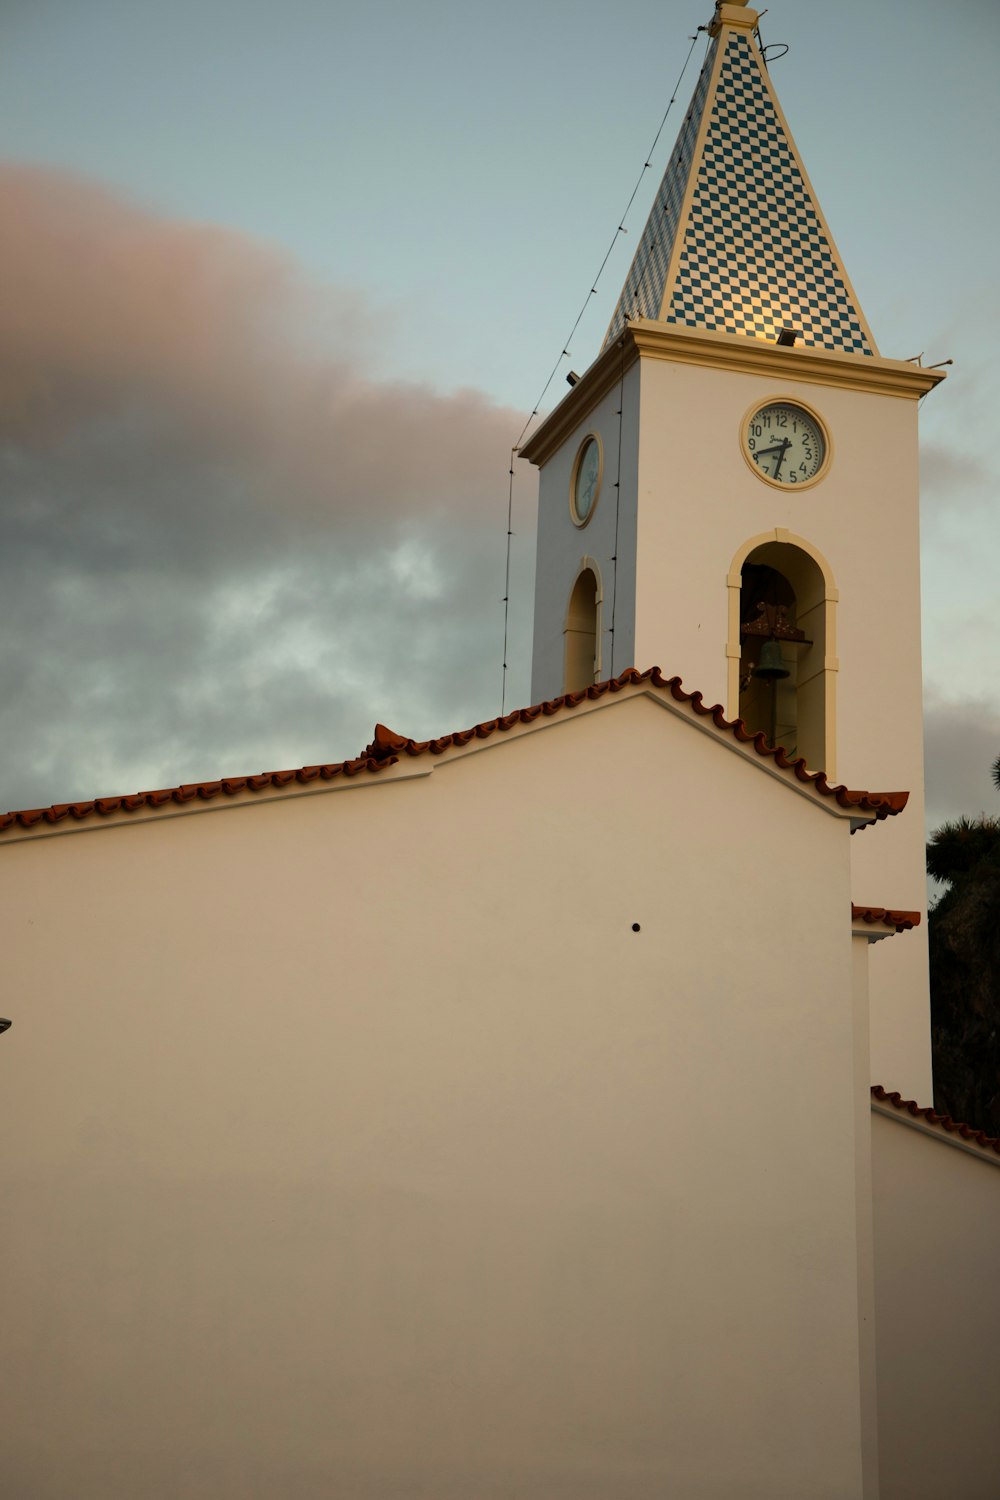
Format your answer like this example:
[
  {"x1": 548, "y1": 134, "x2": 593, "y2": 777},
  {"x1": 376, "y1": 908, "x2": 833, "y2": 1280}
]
[
  {"x1": 927, "y1": 797, "x2": 1000, "y2": 1134},
  {"x1": 926, "y1": 815, "x2": 1000, "y2": 887}
]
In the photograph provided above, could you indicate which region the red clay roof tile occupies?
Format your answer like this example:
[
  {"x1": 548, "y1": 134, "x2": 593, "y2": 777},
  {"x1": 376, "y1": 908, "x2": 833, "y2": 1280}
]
[
  {"x1": 852, "y1": 905, "x2": 921, "y2": 934},
  {"x1": 0, "y1": 756, "x2": 394, "y2": 833},
  {"x1": 0, "y1": 666, "x2": 909, "y2": 836},
  {"x1": 364, "y1": 668, "x2": 908, "y2": 821},
  {"x1": 871, "y1": 1085, "x2": 1000, "y2": 1158}
]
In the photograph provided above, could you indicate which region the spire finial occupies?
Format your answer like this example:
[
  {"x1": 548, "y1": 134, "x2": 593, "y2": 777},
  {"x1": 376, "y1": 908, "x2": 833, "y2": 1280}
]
[{"x1": 710, "y1": 1, "x2": 760, "y2": 34}]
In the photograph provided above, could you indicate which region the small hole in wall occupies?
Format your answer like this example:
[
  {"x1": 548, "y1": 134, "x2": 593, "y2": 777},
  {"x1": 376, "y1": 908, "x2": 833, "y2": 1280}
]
[{"x1": 631, "y1": 923, "x2": 641, "y2": 933}]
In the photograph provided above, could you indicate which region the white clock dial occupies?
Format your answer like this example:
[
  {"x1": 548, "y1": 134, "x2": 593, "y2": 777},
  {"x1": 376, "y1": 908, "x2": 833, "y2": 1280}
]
[
  {"x1": 745, "y1": 402, "x2": 827, "y2": 486},
  {"x1": 571, "y1": 436, "x2": 601, "y2": 524}
]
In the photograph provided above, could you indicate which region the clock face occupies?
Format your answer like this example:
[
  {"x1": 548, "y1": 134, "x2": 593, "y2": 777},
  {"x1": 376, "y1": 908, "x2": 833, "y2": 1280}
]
[
  {"x1": 572, "y1": 436, "x2": 601, "y2": 524},
  {"x1": 745, "y1": 402, "x2": 827, "y2": 486}
]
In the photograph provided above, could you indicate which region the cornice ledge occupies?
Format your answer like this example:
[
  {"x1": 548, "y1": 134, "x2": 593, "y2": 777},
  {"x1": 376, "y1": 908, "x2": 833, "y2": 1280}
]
[
  {"x1": 627, "y1": 320, "x2": 946, "y2": 400},
  {"x1": 520, "y1": 321, "x2": 945, "y2": 467},
  {"x1": 519, "y1": 335, "x2": 640, "y2": 467}
]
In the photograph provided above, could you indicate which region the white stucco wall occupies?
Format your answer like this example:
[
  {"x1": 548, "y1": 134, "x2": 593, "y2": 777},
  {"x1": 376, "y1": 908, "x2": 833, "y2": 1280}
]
[
  {"x1": 872, "y1": 1111, "x2": 1000, "y2": 1499},
  {"x1": 528, "y1": 347, "x2": 931, "y2": 1103},
  {"x1": 632, "y1": 354, "x2": 930, "y2": 1103},
  {"x1": 852, "y1": 937, "x2": 880, "y2": 1496},
  {"x1": 0, "y1": 695, "x2": 872, "y2": 1498},
  {"x1": 529, "y1": 365, "x2": 640, "y2": 701}
]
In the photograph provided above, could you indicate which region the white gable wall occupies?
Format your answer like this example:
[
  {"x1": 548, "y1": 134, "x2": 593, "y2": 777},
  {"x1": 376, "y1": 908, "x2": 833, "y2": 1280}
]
[
  {"x1": 0, "y1": 697, "x2": 873, "y2": 1498},
  {"x1": 872, "y1": 1113, "x2": 1000, "y2": 1499}
]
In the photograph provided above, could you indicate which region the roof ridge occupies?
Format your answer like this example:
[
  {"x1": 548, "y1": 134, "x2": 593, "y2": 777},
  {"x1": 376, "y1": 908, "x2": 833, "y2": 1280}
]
[
  {"x1": 364, "y1": 667, "x2": 907, "y2": 819},
  {"x1": 871, "y1": 1085, "x2": 1000, "y2": 1158},
  {"x1": 0, "y1": 667, "x2": 908, "y2": 836}
]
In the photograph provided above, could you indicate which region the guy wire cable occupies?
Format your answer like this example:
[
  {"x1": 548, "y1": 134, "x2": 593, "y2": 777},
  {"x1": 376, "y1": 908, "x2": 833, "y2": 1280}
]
[
  {"x1": 500, "y1": 22, "x2": 707, "y2": 713},
  {"x1": 500, "y1": 445, "x2": 516, "y2": 713},
  {"x1": 607, "y1": 332, "x2": 628, "y2": 680}
]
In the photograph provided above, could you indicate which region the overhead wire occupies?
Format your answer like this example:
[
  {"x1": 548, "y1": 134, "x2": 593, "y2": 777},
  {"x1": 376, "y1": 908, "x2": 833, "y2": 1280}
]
[
  {"x1": 607, "y1": 334, "x2": 628, "y2": 680},
  {"x1": 501, "y1": 23, "x2": 707, "y2": 713},
  {"x1": 512, "y1": 28, "x2": 704, "y2": 454}
]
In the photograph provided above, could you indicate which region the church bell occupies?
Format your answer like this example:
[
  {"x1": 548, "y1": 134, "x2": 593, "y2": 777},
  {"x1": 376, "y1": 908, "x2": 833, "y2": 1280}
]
[{"x1": 753, "y1": 640, "x2": 791, "y2": 680}]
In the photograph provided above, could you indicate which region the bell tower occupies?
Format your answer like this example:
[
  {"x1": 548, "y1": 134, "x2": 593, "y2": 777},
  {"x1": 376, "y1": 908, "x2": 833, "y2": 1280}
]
[{"x1": 521, "y1": 0, "x2": 945, "y2": 1102}]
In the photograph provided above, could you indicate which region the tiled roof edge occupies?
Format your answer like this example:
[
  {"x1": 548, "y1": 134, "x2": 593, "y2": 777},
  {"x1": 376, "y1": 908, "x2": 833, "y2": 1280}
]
[
  {"x1": 364, "y1": 667, "x2": 907, "y2": 821},
  {"x1": 852, "y1": 905, "x2": 921, "y2": 934},
  {"x1": 871, "y1": 1085, "x2": 1000, "y2": 1161},
  {"x1": 0, "y1": 754, "x2": 399, "y2": 833},
  {"x1": 0, "y1": 667, "x2": 908, "y2": 836}
]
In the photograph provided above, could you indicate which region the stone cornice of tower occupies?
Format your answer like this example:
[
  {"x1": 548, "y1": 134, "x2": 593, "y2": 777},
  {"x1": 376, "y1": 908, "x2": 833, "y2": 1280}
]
[{"x1": 519, "y1": 321, "x2": 946, "y2": 468}]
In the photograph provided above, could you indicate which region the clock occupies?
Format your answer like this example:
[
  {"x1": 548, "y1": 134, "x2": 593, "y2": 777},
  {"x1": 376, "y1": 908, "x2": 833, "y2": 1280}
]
[
  {"x1": 570, "y1": 434, "x2": 602, "y2": 525},
  {"x1": 743, "y1": 399, "x2": 829, "y2": 487}
]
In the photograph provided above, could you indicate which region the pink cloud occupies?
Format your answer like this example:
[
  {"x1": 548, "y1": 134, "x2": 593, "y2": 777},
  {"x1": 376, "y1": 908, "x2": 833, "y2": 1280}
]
[{"x1": 0, "y1": 163, "x2": 524, "y2": 522}]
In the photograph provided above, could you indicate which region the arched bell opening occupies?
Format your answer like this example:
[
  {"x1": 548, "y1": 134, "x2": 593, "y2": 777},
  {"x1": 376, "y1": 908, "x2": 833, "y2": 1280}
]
[
  {"x1": 563, "y1": 565, "x2": 600, "y2": 694},
  {"x1": 729, "y1": 538, "x2": 834, "y2": 774},
  {"x1": 739, "y1": 564, "x2": 802, "y2": 755}
]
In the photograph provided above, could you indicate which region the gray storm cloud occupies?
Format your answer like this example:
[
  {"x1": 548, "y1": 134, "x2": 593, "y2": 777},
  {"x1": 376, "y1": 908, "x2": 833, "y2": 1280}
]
[
  {"x1": 0, "y1": 165, "x2": 536, "y2": 812},
  {"x1": 0, "y1": 166, "x2": 990, "y2": 832},
  {"x1": 924, "y1": 693, "x2": 1000, "y2": 833}
]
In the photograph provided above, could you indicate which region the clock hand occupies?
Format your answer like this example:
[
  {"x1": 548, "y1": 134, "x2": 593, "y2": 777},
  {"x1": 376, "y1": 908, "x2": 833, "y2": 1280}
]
[
  {"x1": 758, "y1": 438, "x2": 791, "y2": 474},
  {"x1": 771, "y1": 437, "x2": 792, "y2": 478}
]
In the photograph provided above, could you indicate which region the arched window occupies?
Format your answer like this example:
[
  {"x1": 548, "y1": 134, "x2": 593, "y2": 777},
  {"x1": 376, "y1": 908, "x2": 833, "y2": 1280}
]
[
  {"x1": 564, "y1": 566, "x2": 600, "y2": 694},
  {"x1": 738, "y1": 563, "x2": 801, "y2": 756},
  {"x1": 727, "y1": 534, "x2": 837, "y2": 775}
]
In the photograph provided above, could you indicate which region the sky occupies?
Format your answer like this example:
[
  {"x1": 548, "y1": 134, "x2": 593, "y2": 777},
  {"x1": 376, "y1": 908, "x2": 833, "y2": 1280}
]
[{"x1": 1, "y1": 0, "x2": 998, "y2": 834}]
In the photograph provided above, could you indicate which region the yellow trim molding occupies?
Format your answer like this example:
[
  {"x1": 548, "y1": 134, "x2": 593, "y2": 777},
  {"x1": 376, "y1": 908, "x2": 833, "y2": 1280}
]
[
  {"x1": 741, "y1": 22, "x2": 880, "y2": 357},
  {"x1": 569, "y1": 432, "x2": 604, "y2": 528},
  {"x1": 710, "y1": 4, "x2": 761, "y2": 38},
  {"x1": 520, "y1": 322, "x2": 945, "y2": 468},
  {"x1": 563, "y1": 557, "x2": 604, "y2": 689},
  {"x1": 726, "y1": 530, "x2": 839, "y2": 778},
  {"x1": 739, "y1": 393, "x2": 834, "y2": 492}
]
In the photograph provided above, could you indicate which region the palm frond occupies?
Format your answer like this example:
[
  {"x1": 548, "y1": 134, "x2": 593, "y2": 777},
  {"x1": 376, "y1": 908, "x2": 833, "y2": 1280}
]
[{"x1": 926, "y1": 814, "x2": 1000, "y2": 885}]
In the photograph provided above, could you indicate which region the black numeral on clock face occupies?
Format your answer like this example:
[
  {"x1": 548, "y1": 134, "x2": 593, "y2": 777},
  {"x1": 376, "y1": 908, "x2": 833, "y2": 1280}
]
[{"x1": 746, "y1": 404, "x2": 825, "y2": 484}]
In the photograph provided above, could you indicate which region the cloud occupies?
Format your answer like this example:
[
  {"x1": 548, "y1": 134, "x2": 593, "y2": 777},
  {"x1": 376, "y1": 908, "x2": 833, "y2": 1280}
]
[
  {"x1": 0, "y1": 165, "x2": 537, "y2": 812},
  {"x1": 13, "y1": 164, "x2": 983, "y2": 830},
  {"x1": 920, "y1": 443, "x2": 995, "y2": 514},
  {"x1": 0, "y1": 163, "x2": 519, "y2": 522},
  {"x1": 924, "y1": 691, "x2": 1000, "y2": 834}
]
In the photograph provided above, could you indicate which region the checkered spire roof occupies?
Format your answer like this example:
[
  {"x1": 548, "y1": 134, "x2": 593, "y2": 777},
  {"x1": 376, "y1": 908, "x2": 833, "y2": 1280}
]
[{"x1": 604, "y1": 23, "x2": 874, "y2": 356}]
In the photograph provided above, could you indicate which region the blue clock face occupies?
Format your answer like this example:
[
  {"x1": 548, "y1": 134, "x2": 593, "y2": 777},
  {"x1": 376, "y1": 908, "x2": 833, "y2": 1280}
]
[
  {"x1": 573, "y1": 438, "x2": 601, "y2": 522},
  {"x1": 746, "y1": 402, "x2": 826, "y2": 485}
]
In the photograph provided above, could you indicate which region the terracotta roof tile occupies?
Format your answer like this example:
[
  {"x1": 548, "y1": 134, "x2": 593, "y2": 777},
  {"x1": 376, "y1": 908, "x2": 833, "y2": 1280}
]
[
  {"x1": 871, "y1": 1085, "x2": 1000, "y2": 1158},
  {"x1": 364, "y1": 668, "x2": 908, "y2": 821},
  {"x1": 0, "y1": 667, "x2": 909, "y2": 836},
  {"x1": 0, "y1": 756, "x2": 394, "y2": 833},
  {"x1": 852, "y1": 905, "x2": 921, "y2": 934}
]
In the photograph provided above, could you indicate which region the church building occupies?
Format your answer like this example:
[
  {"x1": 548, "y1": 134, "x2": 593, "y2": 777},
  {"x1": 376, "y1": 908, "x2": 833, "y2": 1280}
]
[{"x1": 1, "y1": 4, "x2": 998, "y2": 1498}]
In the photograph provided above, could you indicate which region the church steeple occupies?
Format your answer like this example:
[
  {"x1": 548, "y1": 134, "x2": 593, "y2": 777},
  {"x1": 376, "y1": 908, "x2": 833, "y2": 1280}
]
[
  {"x1": 605, "y1": 0, "x2": 876, "y2": 356},
  {"x1": 523, "y1": 0, "x2": 945, "y2": 1099}
]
